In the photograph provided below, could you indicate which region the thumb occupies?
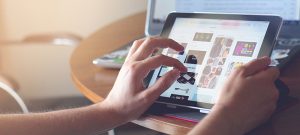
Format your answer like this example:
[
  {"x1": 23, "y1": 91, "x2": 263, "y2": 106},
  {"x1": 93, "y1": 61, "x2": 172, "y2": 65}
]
[
  {"x1": 142, "y1": 69, "x2": 180, "y2": 102},
  {"x1": 242, "y1": 56, "x2": 271, "y2": 77}
]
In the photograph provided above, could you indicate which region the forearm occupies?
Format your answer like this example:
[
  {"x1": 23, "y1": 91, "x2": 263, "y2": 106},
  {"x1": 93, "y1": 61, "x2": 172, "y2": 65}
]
[
  {"x1": 0, "y1": 102, "x2": 126, "y2": 135},
  {"x1": 188, "y1": 106, "x2": 244, "y2": 135}
]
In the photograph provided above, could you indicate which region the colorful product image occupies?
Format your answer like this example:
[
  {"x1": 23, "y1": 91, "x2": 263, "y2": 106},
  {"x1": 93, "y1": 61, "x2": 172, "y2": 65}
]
[
  {"x1": 209, "y1": 37, "x2": 233, "y2": 58},
  {"x1": 193, "y1": 32, "x2": 214, "y2": 42},
  {"x1": 198, "y1": 68, "x2": 220, "y2": 89},
  {"x1": 184, "y1": 50, "x2": 206, "y2": 65},
  {"x1": 198, "y1": 37, "x2": 233, "y2": 89},
  {"x1": 177, "y1": 72, "x2": 197, "y2": 85},
  {"x1": 233, "y1": 41, "x2": 257, "y2": 57}
]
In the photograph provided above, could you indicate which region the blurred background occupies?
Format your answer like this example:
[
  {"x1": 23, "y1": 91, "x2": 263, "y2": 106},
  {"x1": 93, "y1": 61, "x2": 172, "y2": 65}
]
[
  {"x1": 0, "y1": 0, "x2": 146, "y2": 41},
  {"x1": 0, "y1": 0, "x2": 146, "y2": 111}
]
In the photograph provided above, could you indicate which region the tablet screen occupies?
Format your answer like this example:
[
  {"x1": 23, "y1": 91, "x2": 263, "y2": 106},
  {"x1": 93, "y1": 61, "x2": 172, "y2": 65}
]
[{"x1": 148, "y1": 18, "x2": 270, "y2": 107}]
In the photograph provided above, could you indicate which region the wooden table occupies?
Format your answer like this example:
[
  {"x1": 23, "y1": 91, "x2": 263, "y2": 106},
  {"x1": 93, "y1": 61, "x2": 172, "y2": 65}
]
[{"x1": 70, "y1": 12, "x2": 300, "y2": 135}]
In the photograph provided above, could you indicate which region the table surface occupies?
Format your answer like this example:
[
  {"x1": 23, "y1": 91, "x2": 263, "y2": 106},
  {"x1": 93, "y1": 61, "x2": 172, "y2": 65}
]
[{"x1": 70, "y1": 12, "x2": 300, "y2": 135}]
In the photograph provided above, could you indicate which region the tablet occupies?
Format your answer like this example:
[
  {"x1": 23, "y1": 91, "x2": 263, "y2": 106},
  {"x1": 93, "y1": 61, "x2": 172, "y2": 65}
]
[{"x1": 145, "y1": 12, "x2": 282, "y2": 112}]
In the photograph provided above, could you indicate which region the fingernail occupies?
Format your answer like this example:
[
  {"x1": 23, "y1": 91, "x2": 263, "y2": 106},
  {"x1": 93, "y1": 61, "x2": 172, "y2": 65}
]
[
  {"x1": 177, "y1": 46, "x2": 184, "y2": 51},
  {"x1": 180, "y1": 45, "x2": 185, "y2": 50}
]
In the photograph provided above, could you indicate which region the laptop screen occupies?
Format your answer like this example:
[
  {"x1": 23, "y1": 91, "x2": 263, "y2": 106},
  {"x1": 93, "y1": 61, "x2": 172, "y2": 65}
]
[{"x1": 146, "y1": 0, "x2": 300, "y2": 36}]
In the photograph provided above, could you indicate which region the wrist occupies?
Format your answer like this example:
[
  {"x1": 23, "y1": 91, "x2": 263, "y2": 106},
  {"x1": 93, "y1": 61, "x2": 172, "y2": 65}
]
[
  {"x1": 87, "y1": 101, "x2": 129, "y2": 129},
  {"x1": 96, "y1": 100, "x2": 128, "y2": 123},
  {"x1": 209, "y1": 105, "x2": 245, "y2": 135}
]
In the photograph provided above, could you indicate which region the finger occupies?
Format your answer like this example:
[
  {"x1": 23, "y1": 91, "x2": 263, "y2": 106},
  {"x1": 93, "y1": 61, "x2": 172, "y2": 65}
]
[
  {"x1": 141, "y1": 69, "x2": 181, "y2": 103},
  {"x1": 241, "y1": 56, "x2": 271, "y2": 77},
  {"x1": 127, "y1": 38, "x2": 146, "y2": 57},
  {"x1": 133, "y1": 37, "x2": 184, "y2": 61},
  {"x1": 253, "y1": 67, "x2": 280, "y2": 81},
  {"x1": 125, "y1": 38, "x2": 146, "y2": 62},
  {"x1": 139, "y1": 55, "x2": 187, "y2": 77}
]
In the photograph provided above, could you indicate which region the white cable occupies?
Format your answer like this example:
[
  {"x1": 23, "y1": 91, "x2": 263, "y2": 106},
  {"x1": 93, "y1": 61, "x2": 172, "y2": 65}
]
[{"x1": 0, "y1": 82, "x2": 29, "y2": 114}]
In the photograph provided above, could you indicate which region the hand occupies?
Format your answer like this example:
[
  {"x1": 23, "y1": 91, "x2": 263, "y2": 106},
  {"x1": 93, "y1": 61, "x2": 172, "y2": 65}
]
[
  {"x1": 189, "y1": 57, "x2": 279, "y2": 135},
  {"x1": 214, "y1": 57, "x2": 280, "y2": 134},
  {"x1": 0, "y1": 37, "x2": 186, "y2": 135},
  {"x1": 101, "y1": 37, "x2": 187, "y2": 122}
]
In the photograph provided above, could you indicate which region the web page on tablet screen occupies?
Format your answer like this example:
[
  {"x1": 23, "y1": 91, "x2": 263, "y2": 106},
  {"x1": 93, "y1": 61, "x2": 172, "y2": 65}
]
[{"x1": 148, "y1": 18, "x2": 270, "y2": 104}]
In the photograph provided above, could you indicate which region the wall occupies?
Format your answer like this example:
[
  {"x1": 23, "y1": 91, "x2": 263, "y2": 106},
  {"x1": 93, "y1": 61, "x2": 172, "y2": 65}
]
[
  {"x1": 0, "y1": 44, "x2": 80, "y2": 100},
  {"x1": 0, "y1": 1, "x2": 5, "y2": 41},
  {"x1": 0, "y1": 0, "x2": 147, "y2": 41},
  {"x1": 0, "y1": 0, "x2": 147, "y2": 100}
]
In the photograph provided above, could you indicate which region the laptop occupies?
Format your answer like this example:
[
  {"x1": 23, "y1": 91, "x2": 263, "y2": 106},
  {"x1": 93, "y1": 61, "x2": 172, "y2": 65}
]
[{"x1": 94, "y1": 0, "x2": 300, "y2": 69}]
